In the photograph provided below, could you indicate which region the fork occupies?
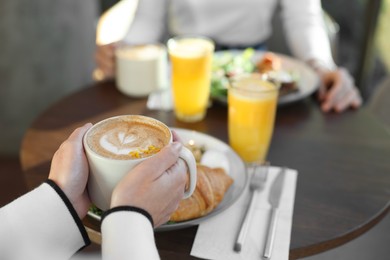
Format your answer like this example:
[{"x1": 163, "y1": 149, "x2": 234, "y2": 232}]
[{"x1": 234, "y1": 162, "x2": 269, "y2": 252}]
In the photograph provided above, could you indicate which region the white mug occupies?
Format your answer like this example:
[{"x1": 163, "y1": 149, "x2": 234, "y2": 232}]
[
  {"x1": 115, "y1": 44, "x2": 168, "y2": 97},
  {"x1": 83, "y1": 115, "x2": 197, "y2": 211}
]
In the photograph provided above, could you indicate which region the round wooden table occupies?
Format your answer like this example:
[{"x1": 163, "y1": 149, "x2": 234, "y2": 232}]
[{"x1": 20, "y1": 81, "x2": 390, "y2": 259}]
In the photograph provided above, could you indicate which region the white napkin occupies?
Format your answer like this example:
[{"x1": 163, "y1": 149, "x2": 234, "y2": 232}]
[
  {"x1": 146, "y1": 89, "x2": 173, "y2": 111},
  {"x1": 191, "y1": 166, "x2": 298, "y2": 260}
]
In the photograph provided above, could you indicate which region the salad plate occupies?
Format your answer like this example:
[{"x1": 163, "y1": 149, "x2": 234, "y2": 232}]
[{"x1": 211, "y1": 49, "x2": 320, "y2": 105}]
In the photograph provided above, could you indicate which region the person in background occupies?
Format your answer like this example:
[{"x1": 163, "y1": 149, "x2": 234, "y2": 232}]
[
  {"x1": 0, "y1": 123, "x2": 187, "y2": 260},
  {"x1": 95, "y1": 0, "x2": 362, "y2": 113}
]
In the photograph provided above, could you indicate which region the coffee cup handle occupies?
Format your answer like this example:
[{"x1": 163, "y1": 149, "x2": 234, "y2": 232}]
[{"x1": 179, "y1": 146, "x2": 197, "y2": 199}]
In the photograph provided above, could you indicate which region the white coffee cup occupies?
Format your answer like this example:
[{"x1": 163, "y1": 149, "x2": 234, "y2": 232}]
[
  {"x1": 83, "y1": 115, "x2": 197, "y2": 211},
  {"x1": 115, "y1": 44, "x2": 168, "y2": 97}
]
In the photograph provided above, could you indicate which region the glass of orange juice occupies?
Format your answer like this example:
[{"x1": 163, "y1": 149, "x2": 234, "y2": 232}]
[
  {"x1": 167, "y1": 36, "x2": 214, "y2": 122},
  {"x1": 228, "y1": 73, "x2": 279, "y2": 164}
]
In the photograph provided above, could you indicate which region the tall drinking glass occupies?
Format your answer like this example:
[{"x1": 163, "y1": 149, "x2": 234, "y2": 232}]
[
  {"x1": 228, "y1": 73, "x2": 279, "y2": 164},
  {"x1": 167, "y1": 36, "x2": 214, "y2": 122}
]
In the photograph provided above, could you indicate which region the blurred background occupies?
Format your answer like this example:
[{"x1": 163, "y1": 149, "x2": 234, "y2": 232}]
[
  {"x1": 1, "y1": 0, "x2": 389, "y2": 158},
  {"x1": 0, "y1": 0, "x2": 389, "y2": 258}
]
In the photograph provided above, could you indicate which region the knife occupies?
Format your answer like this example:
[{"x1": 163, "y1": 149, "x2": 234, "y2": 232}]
[{"x1": 263, "y1": 167, "x2": 287, "y2": 259}]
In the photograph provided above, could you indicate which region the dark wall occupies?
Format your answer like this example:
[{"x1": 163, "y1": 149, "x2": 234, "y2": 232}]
[
  {"x1": 0, "y1": 0, "x2": 98, "y2": 155},
  {"x1": 322, "y1": 0, "x2": 388, "y2": 98}
]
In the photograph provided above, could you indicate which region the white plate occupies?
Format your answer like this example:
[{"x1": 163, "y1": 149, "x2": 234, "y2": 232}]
[
  {"x1": 212, "y1": 50, "x2": 320, "y2": 106},
  {"x1": 87, "y1": 128, "x2": 248, "y2": 231}
]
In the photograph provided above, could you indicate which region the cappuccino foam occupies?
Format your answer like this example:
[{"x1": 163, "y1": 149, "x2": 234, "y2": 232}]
[
  {"x1": 116, "y1": 45, "x2": 163, "y2": 60},
  {"x1": 87, "y1": 117, "x2": 170, "y2": 160}
]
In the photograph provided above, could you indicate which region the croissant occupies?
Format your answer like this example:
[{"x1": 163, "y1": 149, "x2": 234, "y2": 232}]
[{"x1": 170, "y1": 165, "x2": 234, "y2": 222}]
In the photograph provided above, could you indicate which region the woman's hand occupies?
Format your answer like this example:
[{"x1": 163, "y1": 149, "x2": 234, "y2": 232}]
[
  {"x1": 110, "y1": 132, "x2": 188, "y2": 227},
  {"x1": 317, "y1": 67, "x2": 362, "y2": 113},
  {"x1": 48, "y1": 123, "x2": 93, "y2": 219},
  {"x1": 94, "y1": 42, "x2": 118, "y2": 81}
]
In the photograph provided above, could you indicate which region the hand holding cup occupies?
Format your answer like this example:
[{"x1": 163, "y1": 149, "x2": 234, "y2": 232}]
[{"x1": 83, "y1": 115, "x2": 197, "y2": 212}]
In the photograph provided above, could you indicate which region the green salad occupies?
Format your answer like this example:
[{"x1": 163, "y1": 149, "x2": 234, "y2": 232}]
[
  {"x1": 210, "y1": 48, "x2": 256, "y2": 98},
  {"x1": 211, "y1": 48, "x2": 301, "y2": 100}
]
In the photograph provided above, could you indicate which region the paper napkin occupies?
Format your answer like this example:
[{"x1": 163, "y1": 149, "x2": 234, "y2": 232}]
[
  {"x1": 191, "y1": 166, "x2": 298, "y2": 260},
  {"x1": 146, "y1": 89, "x2": 173, "y2": 111}
]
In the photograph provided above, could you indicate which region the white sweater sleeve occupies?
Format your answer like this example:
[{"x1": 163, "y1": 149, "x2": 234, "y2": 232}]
[
  {"x1": 280, "y1": 0, "x2": 336, "y2": 69},
  {"x1": 101, "y1": 207, "x2": 160, "y2": 260},
  {"x1": 0, "y1": 180, "x2": 90, "y2": 260},
  {"x1": 123, "y1": 0, "x2": 168, "y2": 45}
]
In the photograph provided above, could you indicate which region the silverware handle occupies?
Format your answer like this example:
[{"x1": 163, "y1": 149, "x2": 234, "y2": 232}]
[
  {"x1": 234, "y1": 190, "x2": 258, "y2": 252},
  {"x1": 263, "y1": 208, "x2": 279, "y2": 259}
]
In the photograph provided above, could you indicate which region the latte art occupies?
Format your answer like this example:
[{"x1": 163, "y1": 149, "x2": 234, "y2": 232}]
[
  {"x1": 100, "y1": 130, "x2": 145, "y2": 155},
  {"x1": 86, "y1": 116, "x2": 170, "y2": 160}
]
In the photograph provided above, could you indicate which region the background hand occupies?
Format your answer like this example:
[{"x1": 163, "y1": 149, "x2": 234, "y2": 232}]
[
  {"x1": 317, "y1": 67, "x2": 362, "y2": 113},
  {"x1": 110, "y1": 139, "x2": 188, "y2": 227},
  {"x1": 48, "y1": 123, "x2": 93, "y2": 219},
  {"x1": 94, "y1": 42, "x2": 118, "y2": 81}
]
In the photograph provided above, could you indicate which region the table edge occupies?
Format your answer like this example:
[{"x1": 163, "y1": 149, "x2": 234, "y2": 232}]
[{"x1": 290, "y1": 203, "x2": 389, "y2": 259}]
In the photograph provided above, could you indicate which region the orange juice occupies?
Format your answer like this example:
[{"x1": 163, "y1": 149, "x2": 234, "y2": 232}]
[
  {"x1": 168, "y1": 37, "x2": 214, "y2": 122},
  {"x1": 228, "y1": 74, "x2": 278, "y2": 163}
]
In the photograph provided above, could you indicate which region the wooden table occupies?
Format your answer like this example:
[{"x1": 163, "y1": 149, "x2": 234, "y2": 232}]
[{"x1": 20, "y1": 80, "x2": 390, "y2": 259}]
